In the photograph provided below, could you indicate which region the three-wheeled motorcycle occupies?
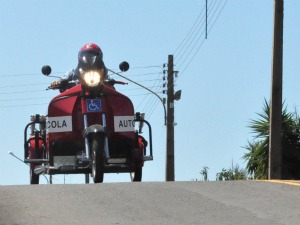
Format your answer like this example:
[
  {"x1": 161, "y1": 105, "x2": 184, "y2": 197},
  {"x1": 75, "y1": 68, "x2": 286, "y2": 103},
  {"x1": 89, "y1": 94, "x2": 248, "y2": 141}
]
[{"x1": 24, "y1": 62, "x2": 153, "y2": 184}]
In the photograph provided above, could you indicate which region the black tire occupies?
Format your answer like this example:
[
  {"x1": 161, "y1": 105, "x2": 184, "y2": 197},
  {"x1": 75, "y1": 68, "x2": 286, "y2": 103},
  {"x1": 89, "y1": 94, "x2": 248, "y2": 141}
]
[
  {"x1": 85, "y1": 174, "x2": 90, "y2": 184},
  {"x1": 30, "y1": 168, "x2": 39, "y2": 185},
  {"x1": 131, "y1": 167, "x2": 142, "y2": 182},
  {"x1": 91, "y1": 133, "x2": 105, "y2": 183}
]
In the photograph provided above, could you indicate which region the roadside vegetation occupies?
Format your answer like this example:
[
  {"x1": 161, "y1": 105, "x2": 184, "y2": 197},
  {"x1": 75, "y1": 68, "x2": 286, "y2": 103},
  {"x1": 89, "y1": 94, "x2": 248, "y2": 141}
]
[
  {"x1": 216, "y1": 164, "x2": 247, "y2": 181},
  {"x1": 243, "y1": 99, "x2": 300, "y2": 179},
  {"x1": 198, "y1": 99, "x2": 300, "y2": 181}
]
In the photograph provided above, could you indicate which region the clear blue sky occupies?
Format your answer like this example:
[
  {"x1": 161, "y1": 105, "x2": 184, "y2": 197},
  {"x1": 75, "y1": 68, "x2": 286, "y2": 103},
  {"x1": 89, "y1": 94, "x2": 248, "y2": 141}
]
[{"x1": 1, "y1": 0, "x2": 300, "y2": 184}]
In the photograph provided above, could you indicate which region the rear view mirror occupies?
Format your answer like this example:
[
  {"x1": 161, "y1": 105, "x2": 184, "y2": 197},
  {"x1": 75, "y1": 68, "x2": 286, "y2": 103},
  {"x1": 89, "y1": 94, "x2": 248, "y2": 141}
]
[
  {"x1": 41, "y1": 65, "x2": 52, "y2": 76},
  {"x1": 119, "y1": 61, "x2": 130, "y2": 72}
]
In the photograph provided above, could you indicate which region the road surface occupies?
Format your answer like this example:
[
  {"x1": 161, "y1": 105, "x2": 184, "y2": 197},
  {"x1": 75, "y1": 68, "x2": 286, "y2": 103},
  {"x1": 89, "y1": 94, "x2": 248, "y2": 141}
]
[{"x1": 1, "y1": 181, "x2": 300, "y2": 225}]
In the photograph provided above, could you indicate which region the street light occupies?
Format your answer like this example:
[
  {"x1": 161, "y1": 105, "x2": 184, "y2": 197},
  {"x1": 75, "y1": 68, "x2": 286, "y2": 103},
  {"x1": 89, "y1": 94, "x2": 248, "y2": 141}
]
[
  {"x1": 174, "y1": 90, "x2": 182, "y2": 101},
  {"x1": 108, "y1": 63, "x2": 167, "y2": 125}
]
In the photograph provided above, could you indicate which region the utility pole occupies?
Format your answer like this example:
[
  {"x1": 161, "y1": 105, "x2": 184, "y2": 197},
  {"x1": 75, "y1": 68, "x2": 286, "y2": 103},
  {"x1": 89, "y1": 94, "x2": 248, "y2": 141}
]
[
  {"x1": 166, "y1": 55, "x2": 175, "y2": 181},
  {"x1": 269, "y1": 0, "x2": 284, "y2": 179}
]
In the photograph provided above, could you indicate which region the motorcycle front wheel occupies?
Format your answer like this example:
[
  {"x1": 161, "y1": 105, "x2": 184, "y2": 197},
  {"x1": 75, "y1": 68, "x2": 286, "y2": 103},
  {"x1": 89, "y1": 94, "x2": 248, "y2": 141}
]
[
  {"x1": 30, "y1": 167, "x2": 39, "y2": 185},
  {"x1": 91, "y1": 133, "x2": 105, "y2": 183}
]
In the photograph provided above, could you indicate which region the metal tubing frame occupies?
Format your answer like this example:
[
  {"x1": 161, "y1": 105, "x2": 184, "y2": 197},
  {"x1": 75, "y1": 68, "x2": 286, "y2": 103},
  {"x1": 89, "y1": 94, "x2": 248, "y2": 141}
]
[{"x1": 134, "y1": 114, "x2": 153, "y2": 160}]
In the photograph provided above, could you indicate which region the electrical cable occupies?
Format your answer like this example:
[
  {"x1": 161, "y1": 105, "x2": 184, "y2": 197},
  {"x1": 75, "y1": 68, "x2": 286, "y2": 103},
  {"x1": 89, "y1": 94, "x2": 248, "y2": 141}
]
[
  {"x1": 0, "y1": 96, "x2": 50, "y2": 102},
  {"x1": 179, "y1": 0, "x2": 227, "y2": 76},
  {"x1": 0, "y1": 83, "x2": 49, "y2": 89},
  {"x1": 0, "y1": 66, "x2": 164, "y2": 111},
  {"x1": 175, "y1": 4, "x2": 210, "y2": 65},
  {"x1": 175, "y1": 0, "x2": 216, "y2": 65},
  {"x1": 0, "y1": 72, "x2": 64, "y2": 78},
  {"x1": 0, "y1": 102, "x2": 48, "y2": 108},
  {"x1": 167, "y1": 0, "x2": 227, "y2": 81},
  {"x1": 142, "y1": 81, "x2": 164, "y2": 119},
  {"x1": 0, "y1": 89, "x2": 45, "y2": 95},
  {"x1": 173, "y1": 3, "x2": 206, "y2": 56},
  {"x1": 130, "y1": 65, "x2": 162, "y2": 69}
]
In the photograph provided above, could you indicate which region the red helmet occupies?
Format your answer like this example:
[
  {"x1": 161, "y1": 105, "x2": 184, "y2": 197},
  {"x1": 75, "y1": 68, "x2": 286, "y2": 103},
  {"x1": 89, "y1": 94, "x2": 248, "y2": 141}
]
[{"x1": 78, "y1": 43, "x2": 103, "y2": 68}]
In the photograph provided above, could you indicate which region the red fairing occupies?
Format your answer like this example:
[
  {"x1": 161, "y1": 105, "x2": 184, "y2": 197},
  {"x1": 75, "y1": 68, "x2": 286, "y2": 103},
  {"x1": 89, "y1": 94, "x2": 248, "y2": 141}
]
[{"x1": 46, "y1": 84, "x2": 135, "y2": 156}]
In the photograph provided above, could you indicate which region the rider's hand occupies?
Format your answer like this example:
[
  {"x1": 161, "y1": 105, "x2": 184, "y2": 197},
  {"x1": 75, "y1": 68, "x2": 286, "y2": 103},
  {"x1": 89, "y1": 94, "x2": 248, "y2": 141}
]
[{"x1": 50, "y1": 80, "x2": 61, "y2": 89}]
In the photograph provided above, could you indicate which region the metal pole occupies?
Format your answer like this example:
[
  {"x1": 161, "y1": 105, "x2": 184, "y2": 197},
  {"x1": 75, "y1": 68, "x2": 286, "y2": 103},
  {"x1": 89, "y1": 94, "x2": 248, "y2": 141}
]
[
  {"x1": 166, "y1": 55, "x2": 175, "y2": 181},
  {"x1": 269, "y1": 0, "x2": 284, "y2": 179},
  {"x1": 205, "y1": 0, "x2": 208, "y2": 39}
]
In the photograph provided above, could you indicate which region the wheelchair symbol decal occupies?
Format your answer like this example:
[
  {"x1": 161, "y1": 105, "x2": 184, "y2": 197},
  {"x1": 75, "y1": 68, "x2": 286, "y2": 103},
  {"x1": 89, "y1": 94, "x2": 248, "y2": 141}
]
[{"x1": 86, "y1": 99, "x2": 101, "y2": 112}]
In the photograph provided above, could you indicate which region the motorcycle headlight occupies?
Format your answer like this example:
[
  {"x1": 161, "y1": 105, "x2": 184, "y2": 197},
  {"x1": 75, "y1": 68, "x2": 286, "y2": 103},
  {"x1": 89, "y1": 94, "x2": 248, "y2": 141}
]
[{"x1": 83, "y1": 70, "x2": 103, "y2": 87}]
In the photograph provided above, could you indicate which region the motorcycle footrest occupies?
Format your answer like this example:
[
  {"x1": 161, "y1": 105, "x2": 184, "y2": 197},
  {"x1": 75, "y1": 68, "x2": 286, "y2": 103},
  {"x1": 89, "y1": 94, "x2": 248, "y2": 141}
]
[{"x1": 24, "y1": 159, "x2": 49, "y2": 163}]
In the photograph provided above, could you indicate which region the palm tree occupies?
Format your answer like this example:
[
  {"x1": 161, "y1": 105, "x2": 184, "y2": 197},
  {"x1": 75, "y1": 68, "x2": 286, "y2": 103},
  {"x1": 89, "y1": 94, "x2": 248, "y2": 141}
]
[
  {"x1": 243, "y1": 140, "x2": 268, "y2": 179},
  {"x1": 243, "y1": 99, "x2": 300, "y2": 179}
]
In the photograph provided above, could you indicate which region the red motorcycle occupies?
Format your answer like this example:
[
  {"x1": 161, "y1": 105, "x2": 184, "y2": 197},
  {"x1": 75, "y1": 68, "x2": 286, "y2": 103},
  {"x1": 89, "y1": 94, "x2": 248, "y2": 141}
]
[{"x1": 24, "y1": 62, "x2": 153, "y2": 184}]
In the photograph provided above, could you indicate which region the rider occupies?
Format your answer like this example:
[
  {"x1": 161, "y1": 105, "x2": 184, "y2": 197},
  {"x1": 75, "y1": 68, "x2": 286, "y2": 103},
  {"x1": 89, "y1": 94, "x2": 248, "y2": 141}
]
[{"x1": 50, "y1": 43, "x2": 108, "y2": 89}]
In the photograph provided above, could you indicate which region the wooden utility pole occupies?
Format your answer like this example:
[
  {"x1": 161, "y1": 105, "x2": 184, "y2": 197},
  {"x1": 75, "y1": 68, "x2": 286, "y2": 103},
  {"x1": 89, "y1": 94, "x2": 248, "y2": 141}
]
[
  {"x1": 166, "y1": 55, "x2": 175, "y2": 181},
  {"x1": 269, "y1": 0, "x2": 284, "y2": 179}
]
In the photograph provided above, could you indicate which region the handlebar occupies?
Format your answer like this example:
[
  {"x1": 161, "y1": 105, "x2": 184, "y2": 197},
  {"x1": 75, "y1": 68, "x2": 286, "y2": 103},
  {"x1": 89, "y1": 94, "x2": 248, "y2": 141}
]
[
  {"x1": 47, "y1": 80, "x2": 77, "y2": 91},
  {"x1": 47, "y1": 79, "x2": 127, "y2": 90},
  {"x1": 105, "y1": 79, "x2": 128, "y2": 86}
]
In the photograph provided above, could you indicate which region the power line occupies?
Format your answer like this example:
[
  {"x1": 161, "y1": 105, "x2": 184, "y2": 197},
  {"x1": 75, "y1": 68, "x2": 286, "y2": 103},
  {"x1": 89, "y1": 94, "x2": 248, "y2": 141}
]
[
  {"x1": 0, "y1": 83, "x2": 49, "y2": 89},
  {"x1": 0, "y1": 89, "x2": 45, "y2": 95},
  {"x1": 143, "y1": 85, "x2": 164, "y2": 118},
  {"x1": 0, "y1": 96, "x2": 50, "y2": 102},
  {"x1": 135, "y1": 72, "x2": 163, "y2": 117},
  {"x1": 0, "y1": 72, "x2": 64, "y2": 78},
  {"x1": 175, "y1": 1, "x2": 212, "y2": 63},
  {"x1": 179, "y1": 0, "x2": 227, "y2": 75},
  {"x1": 120, "y1": 85, "x2": 162, "y2": 92},
  {"x1": 173, "y1": 3, "x2": 206, "y2": 56},
  {"x1": 130, "y1": 65, "x2": 162, "y2": 69},
  {"x1": 110, "y1": 71, "x2": 162, "y2": 78},
  {"x1": 0, "y1": 65, "x2": 165, "y2": 114},
  {"x1": 0, "y1": 102, "x2": 48, "y2": 108},
  {"x1": 207, "y1": 0, "x2": 228, "y2": 34},
  {"x1": 173, "y1": 0, "x2": 227, "y2": 76}
]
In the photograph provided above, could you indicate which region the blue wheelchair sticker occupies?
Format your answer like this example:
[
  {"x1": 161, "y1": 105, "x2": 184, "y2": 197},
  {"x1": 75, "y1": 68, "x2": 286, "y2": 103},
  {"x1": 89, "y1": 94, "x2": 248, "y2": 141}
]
[{"x1": 86, "y1": 99, "x2": 101, "y2": 112}]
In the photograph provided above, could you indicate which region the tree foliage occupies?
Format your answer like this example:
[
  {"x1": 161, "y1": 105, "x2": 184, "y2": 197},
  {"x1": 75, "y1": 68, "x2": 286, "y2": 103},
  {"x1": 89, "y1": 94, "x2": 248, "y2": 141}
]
[
  {"x1": 243, "y1": 99, "x2": 300, "y2": 179},
  {"x1": 216, "y1": 164, "x2": 247, "y2": 181}
]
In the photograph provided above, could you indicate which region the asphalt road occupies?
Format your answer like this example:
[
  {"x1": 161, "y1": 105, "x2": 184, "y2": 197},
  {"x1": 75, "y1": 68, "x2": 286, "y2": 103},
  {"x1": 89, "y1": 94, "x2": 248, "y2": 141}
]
[{"x1": 1, "y1": 181, "x2": 300, "y2": 225}]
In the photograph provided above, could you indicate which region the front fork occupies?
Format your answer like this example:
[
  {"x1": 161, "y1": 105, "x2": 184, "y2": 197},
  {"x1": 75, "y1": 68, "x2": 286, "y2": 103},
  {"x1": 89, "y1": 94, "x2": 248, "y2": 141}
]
[
  {"x1": 83, "y1": 113, "x2": 110, "y2": 160},
  {"x1": 101, "y1": 114, "x2": 110, "y2": 158}
]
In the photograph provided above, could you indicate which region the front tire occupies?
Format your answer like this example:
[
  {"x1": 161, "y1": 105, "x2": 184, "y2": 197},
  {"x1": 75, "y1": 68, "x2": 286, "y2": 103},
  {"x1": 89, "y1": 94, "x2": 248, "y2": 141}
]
[
  {"x1": 91, "y1": 133, "x2": 105, "y2": 183},
  {"x1": 85, "y1": 174, "x2": 90, "y2": 184},
  {"x1": 30, "y1": 167, "x2": 39, "y2": 185}
]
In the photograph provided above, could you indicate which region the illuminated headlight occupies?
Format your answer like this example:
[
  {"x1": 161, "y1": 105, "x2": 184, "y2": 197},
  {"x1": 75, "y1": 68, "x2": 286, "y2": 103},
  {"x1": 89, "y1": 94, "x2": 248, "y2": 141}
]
[{"x1": 83, "y1": 71, "x2": 102, "y2": 87}]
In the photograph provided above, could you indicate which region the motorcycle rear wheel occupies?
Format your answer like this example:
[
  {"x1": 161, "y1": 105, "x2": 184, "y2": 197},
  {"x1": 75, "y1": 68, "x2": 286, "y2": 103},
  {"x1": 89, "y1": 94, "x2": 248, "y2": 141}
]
[
  {"x1": 130, "y1": 167, "x2": 142, "y2": 182},
  {"x1": 30, "y1": 168, "x2": 39, "y2": 185},
  {"x1": 91, "y1": 133, "x2": 105, "y2": 183}
]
